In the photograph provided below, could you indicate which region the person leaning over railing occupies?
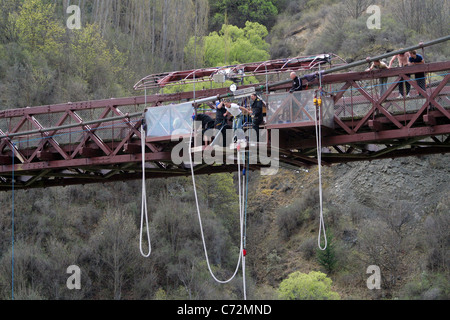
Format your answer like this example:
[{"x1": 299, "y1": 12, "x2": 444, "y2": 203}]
[
  {"x1": 223, "y1": 101, "x2": 250, "y2": 142},
  {"x1": 366, "y1": 59, "x2": 388, "y2": 96},
  {"x1": 408, "y1": 50, "x2": 426, "y2": 95},
  {"x1": 388, "y1": 50, "x2": 411, "y2": 98}
]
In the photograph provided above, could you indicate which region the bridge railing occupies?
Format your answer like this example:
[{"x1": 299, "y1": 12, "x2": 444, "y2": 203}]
[
  {"x1": 318, "y1": 62, "x2": 450, "y2": 134},
  {"x1": 144, "y1": 102, "x2": 193, "y2": 140},
  {"x1": 333, "y1": 71, "x2": 448, "y2": 117},
  {"x1": 0, "y1": 62, "x2": 449, "y2": 164},
  {"x1": 0, "y1": 102, "x2": 144, "y2": 164},
  {"x1": 264, "y1": 91, "x2": 334, "y2": 129}
]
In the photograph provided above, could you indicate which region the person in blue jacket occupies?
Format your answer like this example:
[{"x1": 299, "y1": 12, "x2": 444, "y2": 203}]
[{"x1": 408, "y1": 50, "x2": 426, "y2": 94}]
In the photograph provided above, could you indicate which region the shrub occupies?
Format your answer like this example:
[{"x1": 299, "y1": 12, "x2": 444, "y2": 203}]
[
  {"x1": 278, "y1": 271, "x2": 340, "y2": 300},
  {"x1": 276, "y1": 189, "x2": 318, "y2": 240},
  {"x1": 299, "y1": 238, "x2": 316, "y2": 260},
  {"x1": 276, "y1": 204, "x2": 302, "y2": 240},
  {"x1": 399, "y1": 272, "x2": 450, "y2": 300}
]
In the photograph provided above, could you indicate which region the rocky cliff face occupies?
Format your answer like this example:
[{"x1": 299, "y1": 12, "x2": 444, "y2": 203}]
[
  {"x1": 245, "y1": 153, "x2": 449, "y2": 297},
  {"x1": 327, "y1": 154, "x2": 450, "y2": 219}
]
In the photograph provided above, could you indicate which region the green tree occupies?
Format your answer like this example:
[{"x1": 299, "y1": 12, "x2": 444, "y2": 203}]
[
  {"x1": 2, "y1": 0, "x2": 66, "y2": 107},
  {"x1": 0, "y1": 0, "x2": 21, "y2": 42},
  {"x1": 209, "y1": 0, "x2": 278, "y2": 31},
  {"x1": 195, "y1": 173, "x2": 241, "y2": 240},
  {"x1": 278, "y1": 271, "x2": 340, "y2": 300},
  {"x1": 70, "y1": 23, "x2": 128, "y2": 99},
  {"x1": 163, "y1": 22, "x2": 269, "y2": 93},
  {"x1": 316, "y1": 231, "x2": 338, "y2": 274},
  {"x1": 87, "y1": 208, "x2": 140, "y2": 300},
  {"x1": 185, "y1": 22, "x2": 270, "y2": 68},
  {"x1": 10, "y1": 0, "x2": 64, "y2": 56}
]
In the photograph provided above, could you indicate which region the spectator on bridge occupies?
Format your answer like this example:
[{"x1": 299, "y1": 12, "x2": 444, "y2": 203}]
[
  {"x1": 195, "y1": 113, "x2": 215, "y2": 131},
  {"x1": 214, "y1": 100, "x2": 228, "y2": 129},
  {"x1": 213, "y1": 100, "x2": 231, "y2": 146},
  {"x1": 388, "y1": 51, "x2": 410, "y2": 68},
  {"x1": 289, "y1": 72, "x2": 302, "y2": 93},
  {"x1": 224, "y1": 101, "x2": 250, "y2": 142},
  {"x1": 408, "y1": 50, "x2": 426, "y2": 94},
  {"x1": 366, "y1": 59, "x2": 388, "y2": 96},
  {"x1": 194, "y1": 113, "x2": 215, "y2": 144},
  {"x1": 248, "y1": 93, "x2": 264, "y2": 142},
  {"x1": 388, "y1": 51, "x2": 411, "y2": 98}
]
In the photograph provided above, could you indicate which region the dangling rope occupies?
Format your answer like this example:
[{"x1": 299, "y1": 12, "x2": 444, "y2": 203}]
[
  {"x1": 139, "y1": 123, "x2": 151, "y2": 257},
  {"x1": 188, "y1": 122, "x2": 245, "y2": 284},
  {"x1": 240, "y1": 146, "x2": 247, "y2": 300},
  {"x1": 188, "y1": 0, "x2": 249, "y2": 297},
  {"x1": 189, "y1": 0, "x2": 245, "y2": 286},
  {"x1": 315, "y1": 66, "x2": 327, "y2": 251},
  {"x1": 244, "y1": 151, "x2": 249, "y2": 251},
  {"x1": 314, "y1": 99, "x2": 327, "y2": 250}
]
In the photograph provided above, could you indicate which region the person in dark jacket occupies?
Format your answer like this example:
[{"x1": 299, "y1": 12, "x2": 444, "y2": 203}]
[
  {"x1": 214, "y1": 100, "x2": 228, "y2": 129},
  {"x1": 195, "y1": 113, "x2": 215, "y2": 131},
  {"x1": 408, "y1": 50, "x2": 426, "y2": 93},
  {"x1": 249, "y1": 93, "x2": 264, "y2": 142},
  {"x1": 289, "y1": 72, "x2": 302, "y2": 93},
  {"x1": 195, "y1": 113, "x2": 215, "y2": 144},
  {"x1": 213, "y1": 100, "x2": 230, "y2": 146}
]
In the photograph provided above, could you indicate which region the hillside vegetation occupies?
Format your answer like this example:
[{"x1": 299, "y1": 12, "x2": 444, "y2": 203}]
[{"x1": 0, "y1": 0, "x2": 448, "y2": 300}]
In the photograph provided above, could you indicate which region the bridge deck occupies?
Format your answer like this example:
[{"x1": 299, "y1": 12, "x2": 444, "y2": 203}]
[{"x1": 0, "y1": 62, "x2": 449, "y2": 190}]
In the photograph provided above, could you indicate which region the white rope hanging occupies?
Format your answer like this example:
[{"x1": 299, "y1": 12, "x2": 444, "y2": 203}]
[
  {"x1": 314, "y1": 100, "x2": 327, "y2": 251},
  {"x1": 315, "y1": 67, "x2": 327, "y2": 251},
  {"x1": 188, "y1": 125, "x2": 245, "y2": 285},
  {"x1": 139, "y1": 124, "x2": 152, "y2": 257},
  {"x1": 240, "y1": 147, "x2": 247, "y2": 300}
]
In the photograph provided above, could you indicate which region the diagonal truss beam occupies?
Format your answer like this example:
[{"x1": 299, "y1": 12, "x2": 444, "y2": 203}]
[{"x1": 0, "y1": 61, "x2": 448, "y2": 190}]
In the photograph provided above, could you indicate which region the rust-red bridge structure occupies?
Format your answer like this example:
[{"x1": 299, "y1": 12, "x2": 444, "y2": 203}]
[{"x1": 0, "y1": 61, "x2": 449, "y2": 191}]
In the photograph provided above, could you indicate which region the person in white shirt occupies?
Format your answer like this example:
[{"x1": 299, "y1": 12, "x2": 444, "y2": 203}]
[{"x1": 224, "y1": 101, "x2": 250, "y2": 141}]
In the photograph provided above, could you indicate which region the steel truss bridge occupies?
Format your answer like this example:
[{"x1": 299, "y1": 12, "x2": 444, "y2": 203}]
[{"x1": 0, "y1": 60, "x2": 449, "y2": 191}]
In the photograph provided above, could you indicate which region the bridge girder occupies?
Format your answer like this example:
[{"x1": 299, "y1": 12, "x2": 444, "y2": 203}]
[{"x1": 0, "y1": 61, "x2": 449, "y2": 190}]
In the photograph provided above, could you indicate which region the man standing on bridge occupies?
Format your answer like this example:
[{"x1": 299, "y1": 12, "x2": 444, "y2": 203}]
[
  {"x1": 249, "y1": 93, "x2": 264, "y2": 142},
  {"x1": 289, "y1": 72, "x2": 302, "y2": 93},
  {"x1": 214, "y1": 100, "x2": 231, "y2": 146},
  {"x1": 408, "y1": 50, "x2": 426, "y2": 95}
]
